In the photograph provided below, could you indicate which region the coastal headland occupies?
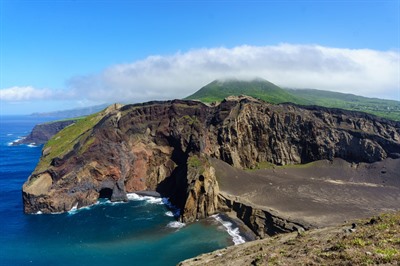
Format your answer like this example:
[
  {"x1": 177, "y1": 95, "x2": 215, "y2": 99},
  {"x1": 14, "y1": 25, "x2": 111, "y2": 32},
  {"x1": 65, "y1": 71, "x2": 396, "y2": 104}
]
[
  {"x1": 22, "y1": 96, "x2": 400, "y2": 244},
  {"x1": 23, "y1": 96, "x2": 400, "y2": 238}
]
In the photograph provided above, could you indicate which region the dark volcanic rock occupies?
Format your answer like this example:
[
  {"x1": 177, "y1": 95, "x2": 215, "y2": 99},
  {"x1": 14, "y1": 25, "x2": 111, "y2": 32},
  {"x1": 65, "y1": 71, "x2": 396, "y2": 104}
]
[
  {"x1": 13, "y1": 120, "x2": 76, "y2": 145},
  {"x1": 22, "y1": 97, "x2": 400, "y2": 232}
]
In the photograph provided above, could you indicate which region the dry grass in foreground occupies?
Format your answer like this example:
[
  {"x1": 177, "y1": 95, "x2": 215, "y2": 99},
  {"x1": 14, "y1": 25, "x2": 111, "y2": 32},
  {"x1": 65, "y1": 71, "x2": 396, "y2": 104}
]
[{"x1": 180, "y1": 211, "x2": 400, "y2": 266}]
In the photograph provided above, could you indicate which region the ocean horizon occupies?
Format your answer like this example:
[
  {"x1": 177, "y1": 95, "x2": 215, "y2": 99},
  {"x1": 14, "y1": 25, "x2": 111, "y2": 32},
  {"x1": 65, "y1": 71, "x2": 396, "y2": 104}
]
[{"x1": 0, "y1": 115, "x2": 244, "y2": 266}]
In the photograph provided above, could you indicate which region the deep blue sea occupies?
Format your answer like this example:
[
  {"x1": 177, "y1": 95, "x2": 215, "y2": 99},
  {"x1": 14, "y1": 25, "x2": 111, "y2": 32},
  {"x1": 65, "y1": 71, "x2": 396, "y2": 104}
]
[{"x1": 0, "y1": 116, "x2": 242, "y2": 266}]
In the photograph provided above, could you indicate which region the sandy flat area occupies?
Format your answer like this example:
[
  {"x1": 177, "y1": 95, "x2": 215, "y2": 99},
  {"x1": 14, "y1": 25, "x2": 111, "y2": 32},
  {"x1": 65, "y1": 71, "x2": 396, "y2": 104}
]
[{"x1": 212, "y1": 157, "x2": 400, "y2": 227}]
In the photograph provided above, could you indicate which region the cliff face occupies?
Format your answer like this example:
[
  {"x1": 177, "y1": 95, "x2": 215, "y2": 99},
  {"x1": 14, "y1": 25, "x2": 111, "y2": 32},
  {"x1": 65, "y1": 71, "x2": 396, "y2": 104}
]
[
  {"x1": 207, "y1": 98, "x2": 399, "y2": 167},
  {"x1": 218, "y1": 192, "x2": 311, "y2": 238},
  {"x1": 22, "y1": 97, "x2": 400, "y2": 227}
]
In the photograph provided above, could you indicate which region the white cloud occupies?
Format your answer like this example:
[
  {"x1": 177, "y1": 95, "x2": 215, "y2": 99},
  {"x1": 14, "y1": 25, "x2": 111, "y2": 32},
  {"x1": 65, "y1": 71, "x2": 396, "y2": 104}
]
[
  {"x1": 68, "y1": 44, "x2": 400, "y2": 102},
  {"x1": 2, "y1": 44, "x2": 399, "y2": 103},
  {"x1": 0, "y1": 86, "x2": 53, "y2": 101},
  {"x1": 0, "y1": 86, "x2": 75, "y2": 102}
]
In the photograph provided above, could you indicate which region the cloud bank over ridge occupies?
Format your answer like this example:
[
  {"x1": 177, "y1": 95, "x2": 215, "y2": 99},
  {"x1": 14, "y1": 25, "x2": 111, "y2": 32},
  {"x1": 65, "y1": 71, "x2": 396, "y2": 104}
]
[{"x1": 2, "y1": 44, "x2": 399, "y2": 103}]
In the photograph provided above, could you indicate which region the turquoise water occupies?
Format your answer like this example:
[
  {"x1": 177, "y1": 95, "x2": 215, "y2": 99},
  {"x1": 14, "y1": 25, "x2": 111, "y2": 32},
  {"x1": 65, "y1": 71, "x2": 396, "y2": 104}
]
[{"x1": 0, "y1": 116, "x2": 235, "y2": 266}]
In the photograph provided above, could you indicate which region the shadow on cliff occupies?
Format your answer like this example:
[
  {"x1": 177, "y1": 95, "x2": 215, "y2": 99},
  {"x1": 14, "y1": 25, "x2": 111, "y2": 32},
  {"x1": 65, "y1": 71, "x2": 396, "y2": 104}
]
[
  {"x1": 156, "y1": 136, "x2": 189, "y2": 214},
  {"x1": 157, "y1": 164, "x2": 188, "y2": 212}
]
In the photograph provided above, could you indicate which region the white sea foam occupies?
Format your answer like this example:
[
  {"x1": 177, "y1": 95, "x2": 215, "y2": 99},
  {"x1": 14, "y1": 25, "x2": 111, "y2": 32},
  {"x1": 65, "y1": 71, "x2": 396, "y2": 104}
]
[
  {"x1": 167, "y1": 221, "x2": 186, "y2": 229},
  {"x1": 212, "y1": 214, "x2": 246, "y2": 245},
  {"x1": 165, "y1": 211, "x2": 174, "y2": 217},
  {"x1": 162, "y1": 198, "x2": 180, "y2": 217},
  {"x1": 67, "y1": 193, "x2": 166, "y2": 216},
  {"x1": 97, "y1": 199, "x2": 113, "y2": 205},
  {"x1": 126, "y1": 193, "x2": 141, "y2": 200},
  {"x1": 7, "y1": 133, "x2": 13, "y2": 136},
  {"x1": 78, "y1": 206, "x2": 92, "y2": 211},
  {"x1": 67, "y1": 203, "x2": 79, "y2": 215},
  {"x1": 67, "y1": 203, "x2": 95, "y2": 215},
  {"x1": 27, "y1": 143, "x2": 37, "y2": 148},
  {"x1": 7, "y1": 140, "x2": 18, "y2": 146},
  {"x1": 99, "y1": 199, "x2": 125, "y2": 206},
  {"x1": 7, "y1": 136, "x2": 25, "y2": 146},
  {"x1": 33, "y1": 200, "x2": 108, "y2": 216},
  {"x1": 143, "y1": 196, "x2": 163, "y2": 204},
  {"x1": 110, "y1": 201, "x2": 125, "y2": 205},
  {"x1": 126, "y1": 193, "x2": 164, "y2": 205}
]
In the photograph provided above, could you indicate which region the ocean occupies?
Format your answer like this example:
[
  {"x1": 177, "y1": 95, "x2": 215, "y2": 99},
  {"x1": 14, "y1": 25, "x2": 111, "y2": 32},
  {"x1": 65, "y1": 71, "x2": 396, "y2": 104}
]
[{"x1": 0, "y1": 116, "x2": 244, "y2": 266}]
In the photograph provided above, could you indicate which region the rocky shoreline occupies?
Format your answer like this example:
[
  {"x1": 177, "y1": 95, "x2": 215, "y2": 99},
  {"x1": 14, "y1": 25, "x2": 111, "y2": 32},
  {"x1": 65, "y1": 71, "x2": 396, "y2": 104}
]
[{"x1": 217, "y1": 212, "x2": 257, "y2": 242}]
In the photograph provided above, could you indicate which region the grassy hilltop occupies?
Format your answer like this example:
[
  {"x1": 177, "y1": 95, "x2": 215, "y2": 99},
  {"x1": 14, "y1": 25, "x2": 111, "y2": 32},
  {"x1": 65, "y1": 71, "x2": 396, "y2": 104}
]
[
  {"x1": 186, "y1": 78, "x2": 400, "y2": 121},
  {"x1": 186, "y1": 78, "x2": 308, "y2": 105}
]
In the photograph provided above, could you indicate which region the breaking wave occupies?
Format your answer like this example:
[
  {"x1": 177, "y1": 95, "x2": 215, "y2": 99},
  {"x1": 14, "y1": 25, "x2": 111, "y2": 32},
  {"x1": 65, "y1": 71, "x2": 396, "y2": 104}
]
[
  {"x1": 165, "y1": 211, "x2": 174, "y2": 217},
  {"x1": 67, "y1": 203, "x2": 79, "y2": 215},
  {"x1": 166, "y1": 221, "x2": 186, "y2": 229},
  {"x1": 67, "y1": 199, "x2": 120, "y2": 215},
  {"x1": 67, "y1": 203, "x2": 93, "y2": 215},
  {"x1": 162, "y1": 198, "x2": 180, "y2": 217},
  {"x1": 126, "y1": 193, "x2": 163, "y2": 204},
  {"x1": 7, "y1": 136, "x2": 25, "y2": 146},
  {"x1": 126, "y1": 194, "x2": 183, "y2": 227},
  {"x1": 212, "y1": 214, "x2": 246, "y2": 245},
  {"x1": 36, "y1": 193, "x2": 180, "y2": 218}
]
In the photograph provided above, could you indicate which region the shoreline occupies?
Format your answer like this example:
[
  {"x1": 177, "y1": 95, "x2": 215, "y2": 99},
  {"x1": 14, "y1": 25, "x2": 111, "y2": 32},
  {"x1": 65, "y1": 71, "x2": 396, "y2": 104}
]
[
  {"x1": 133, "y1": 191, "x2": 256, "y2": 245},
  {"x1": 216, "y1": 212, "x2": 257, "y2": 242}
]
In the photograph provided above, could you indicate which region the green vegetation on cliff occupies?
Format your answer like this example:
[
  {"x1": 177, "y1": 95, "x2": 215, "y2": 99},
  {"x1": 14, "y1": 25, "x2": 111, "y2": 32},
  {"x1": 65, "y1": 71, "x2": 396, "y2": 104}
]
[
  {"x1": 35, "y1": 112, "x2": 104, "y2": 173},
  {"x1": 185, "y1": 78, "x2": 400, "y2": 121}
]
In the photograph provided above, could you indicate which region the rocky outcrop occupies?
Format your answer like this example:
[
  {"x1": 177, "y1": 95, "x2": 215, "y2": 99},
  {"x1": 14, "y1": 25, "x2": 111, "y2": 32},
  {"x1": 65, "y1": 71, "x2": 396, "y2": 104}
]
[
  {"x1": 13, "y1": 120, "x2": 76, "y2": 145},
  {"x1": 182, "y1": 155, "x2": 220, "y2": 223},
  {"x1": 218, "y1": 192, "x2": 311, "y2": 238},
  {"x1": 22, "y1": 97, "x2": 400, "y2": 228}
]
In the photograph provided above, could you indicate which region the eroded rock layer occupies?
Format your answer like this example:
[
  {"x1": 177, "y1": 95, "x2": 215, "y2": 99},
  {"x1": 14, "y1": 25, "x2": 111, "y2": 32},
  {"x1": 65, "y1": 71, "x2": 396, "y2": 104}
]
[{"x1": 23, "y1": 97, "x2": 400, "y2": 231}]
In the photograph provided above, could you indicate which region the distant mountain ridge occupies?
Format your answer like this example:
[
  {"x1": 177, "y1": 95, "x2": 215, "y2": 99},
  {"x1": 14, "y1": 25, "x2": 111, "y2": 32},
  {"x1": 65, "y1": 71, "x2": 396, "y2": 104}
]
[
  {"x1": 30, "y1": 104, "x2": 109, "y2": 118},
  {"x1": 185, "y1": 78, "x2": 400, "y2": 121},
  {"x1": 186, "y1": 78, "x2": 309, "y2": 105},
  {"x1": 287, "y1": 88, "x2": 400, "y2": 121}
]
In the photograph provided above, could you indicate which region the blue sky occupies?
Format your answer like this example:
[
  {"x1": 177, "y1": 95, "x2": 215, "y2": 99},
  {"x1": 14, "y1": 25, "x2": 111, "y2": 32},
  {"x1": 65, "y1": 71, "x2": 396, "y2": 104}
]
[{"x1": 1, "y1": 0, "x2": 399, "y2": 115}]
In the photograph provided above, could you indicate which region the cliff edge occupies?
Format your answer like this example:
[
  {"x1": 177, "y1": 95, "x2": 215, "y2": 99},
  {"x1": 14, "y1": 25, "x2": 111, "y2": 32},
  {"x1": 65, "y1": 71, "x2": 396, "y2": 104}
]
[
  {"x1": 12, "y1": 120, "x2": 76, "y2": 146},
  {"x1": 22, "y1": 97, "x2": 400, "y2": 237}
]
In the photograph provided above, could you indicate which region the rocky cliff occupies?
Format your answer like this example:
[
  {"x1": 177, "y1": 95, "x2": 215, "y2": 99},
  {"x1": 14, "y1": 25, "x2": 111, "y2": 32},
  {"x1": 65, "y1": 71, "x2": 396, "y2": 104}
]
[
  {"x1": 22, "y1": 97, "x2": 400, "y2": 234},
  {"x1": 13, "y1": 120, "x2": 76, "y2": 146}
]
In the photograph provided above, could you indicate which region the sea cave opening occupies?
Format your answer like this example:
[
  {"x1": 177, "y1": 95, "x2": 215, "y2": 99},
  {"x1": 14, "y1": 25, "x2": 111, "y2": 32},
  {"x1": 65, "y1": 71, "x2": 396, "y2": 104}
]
[{"x1": 99, "y1": 188, "x2": 113, "y2": 200}]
